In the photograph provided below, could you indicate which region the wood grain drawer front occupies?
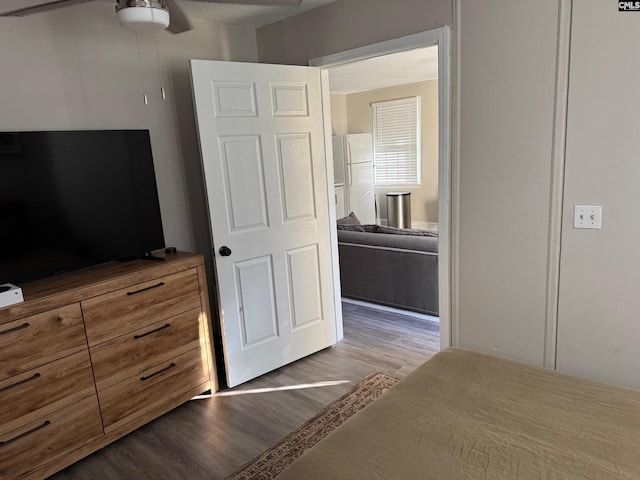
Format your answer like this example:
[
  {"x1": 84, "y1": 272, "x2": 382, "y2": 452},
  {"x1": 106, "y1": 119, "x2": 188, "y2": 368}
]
[
  {"x1": 99, "y1": 348, "x2": 209, "y2": 433},
  {"x1": 0, "y1": 350, "x2": 96, "y2": 437},
  {"x1": 82, "y1": 268, "x2": 201, "y2": 346},
  {"x1": 91, "y1": 308, "x2": 204, "y2": 392},
  {"x1": 0, "y1": 395, "x2": 103, "y2": 480},
  {"x1": 0, "y1": 304, "x2": 86, "y2": 380}
]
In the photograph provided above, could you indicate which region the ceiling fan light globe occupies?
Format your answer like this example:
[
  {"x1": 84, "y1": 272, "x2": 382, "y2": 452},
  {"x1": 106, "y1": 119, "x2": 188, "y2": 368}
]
[{"x1": 116, "y1": 7, "x2": 170, "y2": 31}]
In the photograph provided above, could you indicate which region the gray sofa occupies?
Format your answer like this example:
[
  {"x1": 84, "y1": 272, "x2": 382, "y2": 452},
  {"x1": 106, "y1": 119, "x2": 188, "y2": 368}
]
[{"x1": 337, "y1": 220, "x2": 439, "y2": 316}]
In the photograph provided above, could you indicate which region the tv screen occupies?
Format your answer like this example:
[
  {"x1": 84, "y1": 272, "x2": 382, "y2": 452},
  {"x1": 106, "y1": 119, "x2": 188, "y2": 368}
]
[{"x1": 0, "y1": 129, "x2": 165, "y2": 285}]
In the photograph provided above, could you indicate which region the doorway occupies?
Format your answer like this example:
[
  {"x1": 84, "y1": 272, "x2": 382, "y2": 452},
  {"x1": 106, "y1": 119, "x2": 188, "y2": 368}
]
[{"x1": 310, "y1": 28, "x2": 451, "y2": 349}]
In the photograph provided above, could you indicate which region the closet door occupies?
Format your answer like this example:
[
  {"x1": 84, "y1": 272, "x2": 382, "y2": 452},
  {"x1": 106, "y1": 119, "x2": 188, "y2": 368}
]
[{"x1": 556, "y1": 0, "x2": 640, "y2": 390}]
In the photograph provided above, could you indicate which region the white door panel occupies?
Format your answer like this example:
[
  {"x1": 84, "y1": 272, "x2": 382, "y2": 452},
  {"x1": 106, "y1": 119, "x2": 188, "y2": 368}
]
[
  {"x1": 191, "y1": 60, "x2": 338, "y2": 387},
  {"x1": 276, "y1": 133, "x2": 316, "y2": 222},
  {"x1": 212, "y1": 82, "x2": 257, "y2": 117},
  {"x1": 271, "y1": 83, "x2": 309, "y2": 116},
  {"x1": 219, "y1": 135, "x2": 269, "y2": 232},
  {"x1": 235, "y1": 255, "x2": 278, "y2": 346},
  {"x1": 287, "y1": 244, "x2": 324, "y2": 329}
]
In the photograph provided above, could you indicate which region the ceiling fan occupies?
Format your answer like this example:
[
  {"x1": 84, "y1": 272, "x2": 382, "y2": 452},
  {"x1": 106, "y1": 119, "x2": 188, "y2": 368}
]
[{"x1": 0, "y1": 0, "x2": 303, "y2": 34}]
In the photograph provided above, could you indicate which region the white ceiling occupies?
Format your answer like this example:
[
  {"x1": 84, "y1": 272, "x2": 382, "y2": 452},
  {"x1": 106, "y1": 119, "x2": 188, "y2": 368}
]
[
  {"x1": 0, "y1": 0, "x2": 338, "y2": 28},
  {"x1": 173, "y1": 0, "x2": 337, "y2": 27},
  {"x1": 327, "y1": 45, "x2": 439, "y2": 95}
]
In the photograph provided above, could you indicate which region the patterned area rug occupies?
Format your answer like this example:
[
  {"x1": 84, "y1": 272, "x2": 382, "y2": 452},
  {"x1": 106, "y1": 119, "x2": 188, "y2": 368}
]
[{"x1": 224, "y1": 372, "x2": 399, "y2": 480}]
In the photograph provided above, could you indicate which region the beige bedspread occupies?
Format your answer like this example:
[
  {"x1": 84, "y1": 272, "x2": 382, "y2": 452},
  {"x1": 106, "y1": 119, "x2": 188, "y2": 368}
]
[{"x1": 277, "y1": 348, "x2": 640, "y2": 479}]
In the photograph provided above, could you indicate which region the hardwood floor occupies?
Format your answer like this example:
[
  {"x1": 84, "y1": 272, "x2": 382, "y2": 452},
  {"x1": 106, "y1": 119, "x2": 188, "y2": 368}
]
[{"x1": 52, "y1": 302, "x2": 440, "y2": 480}]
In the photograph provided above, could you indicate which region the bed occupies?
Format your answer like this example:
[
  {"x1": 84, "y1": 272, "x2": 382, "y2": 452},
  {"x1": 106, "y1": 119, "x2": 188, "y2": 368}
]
[{"x1": 277, "y1": 348, "x2": 640, "y2": 479}]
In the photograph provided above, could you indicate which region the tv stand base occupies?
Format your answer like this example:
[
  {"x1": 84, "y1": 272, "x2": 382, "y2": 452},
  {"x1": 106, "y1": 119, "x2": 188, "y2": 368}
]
[{"x1": 140, "y1": 252, "x2": 165, "y2": 261}]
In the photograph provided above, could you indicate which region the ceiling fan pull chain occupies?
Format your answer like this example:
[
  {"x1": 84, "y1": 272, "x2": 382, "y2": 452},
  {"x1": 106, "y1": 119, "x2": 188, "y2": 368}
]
[
  {"x1": 135, "y1": 32, "x2": 148, "y2": 105},
  {"x1": 151, "y1": 6, "x2": 167, "y2": 101}
]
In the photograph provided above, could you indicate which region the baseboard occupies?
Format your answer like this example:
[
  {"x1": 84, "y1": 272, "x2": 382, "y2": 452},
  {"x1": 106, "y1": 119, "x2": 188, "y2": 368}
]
[
  {"x1": 377, "y1": 219, "x2": 439, "y2": 231},
  {"x1": 341, "y1": 297, "x2": 439, "y2": 324},
  {"x1": 412, "y1": 221, "x2": 439, "y2": 232}
]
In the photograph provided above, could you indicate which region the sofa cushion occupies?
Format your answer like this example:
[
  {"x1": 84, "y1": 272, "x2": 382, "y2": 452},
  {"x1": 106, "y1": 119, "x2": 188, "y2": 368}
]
[
  {"x1": 337, "y1": 212, "x2": 361, "y2": 226},
  {"x1": 337, "y1": 229, "x2": 438, "y2": 253},
  {"x1": 337, "y1": 224, "x2": 365, "y2": 232},
  {"x1": 337, "y1": 223, "x2": 380, "y2": 233},
  {"x1": 375, "y1": 225, "x2": 439, "y2": 237}
]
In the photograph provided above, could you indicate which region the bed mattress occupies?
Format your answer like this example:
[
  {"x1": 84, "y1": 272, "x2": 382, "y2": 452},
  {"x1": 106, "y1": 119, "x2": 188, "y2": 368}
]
[{"x1": 277, "y1": 348, "x2": 640, "y2": 479}]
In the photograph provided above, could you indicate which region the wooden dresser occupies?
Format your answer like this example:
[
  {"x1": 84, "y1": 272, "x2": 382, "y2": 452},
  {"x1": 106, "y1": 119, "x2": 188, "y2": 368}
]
[{"x1": 0, "y1": 251, "x2": 217, "y2": 480}]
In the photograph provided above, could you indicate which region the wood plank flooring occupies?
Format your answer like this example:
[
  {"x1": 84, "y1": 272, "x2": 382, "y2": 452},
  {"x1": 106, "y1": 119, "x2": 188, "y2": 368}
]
[{"x1": 52, "y1": 302, "x2": 440, "y2": 480}]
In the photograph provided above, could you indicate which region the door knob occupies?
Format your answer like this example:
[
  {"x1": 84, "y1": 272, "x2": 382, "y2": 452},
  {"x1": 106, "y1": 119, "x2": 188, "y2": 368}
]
[{"x1": 218, "y1": 246, "x2": 232, "y2": 257}]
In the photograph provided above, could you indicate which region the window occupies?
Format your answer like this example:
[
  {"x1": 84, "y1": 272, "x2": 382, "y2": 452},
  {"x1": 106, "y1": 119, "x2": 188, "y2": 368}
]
[{"x1": 372, "y1": 96, "x2": 421, "y2": 186}]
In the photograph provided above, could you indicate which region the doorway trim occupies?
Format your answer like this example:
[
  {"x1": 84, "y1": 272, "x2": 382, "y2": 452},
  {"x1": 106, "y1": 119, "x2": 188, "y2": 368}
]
[{"x1": 310, "y1": 27, "x2": 453, "y2": 349}]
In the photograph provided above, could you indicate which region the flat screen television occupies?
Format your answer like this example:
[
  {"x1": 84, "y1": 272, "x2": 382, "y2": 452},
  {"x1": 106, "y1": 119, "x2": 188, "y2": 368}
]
[{"x1": 0, "y1": 129, "x2": 165, "y2": 285}]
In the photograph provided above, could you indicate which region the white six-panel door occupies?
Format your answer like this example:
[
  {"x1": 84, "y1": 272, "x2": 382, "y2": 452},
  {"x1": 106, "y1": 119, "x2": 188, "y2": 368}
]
[{"x1": 190, "y1": 60, "x2": 338, "y2": 387}]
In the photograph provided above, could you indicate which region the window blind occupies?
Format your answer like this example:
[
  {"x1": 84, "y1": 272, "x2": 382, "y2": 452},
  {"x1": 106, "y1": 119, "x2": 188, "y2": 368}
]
[{"x1": 372, "y1": 96, "x2": 421, "y2": 185}]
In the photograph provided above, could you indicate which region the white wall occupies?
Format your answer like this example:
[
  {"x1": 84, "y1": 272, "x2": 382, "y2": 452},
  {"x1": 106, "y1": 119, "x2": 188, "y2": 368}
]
[
  {"x1": 0, "y1": 2, "x2": 257, "y2": 262},
  {"x1": 556, "y1": 0, "x2": 640, "y2": 389},
  {"x1": 256, "y1": 0, "x2": 452, "y2": 65},
  {"x1": 330, "y1": 94, "x2": 348, "y2": 135},
  {"x1": 457, "y1": 0, "x2": 560, "y2": 366}
]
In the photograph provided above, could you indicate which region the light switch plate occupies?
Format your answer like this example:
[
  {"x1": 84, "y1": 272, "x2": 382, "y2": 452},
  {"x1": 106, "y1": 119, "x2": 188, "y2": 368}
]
[{"x1": 574, "y1": 205, "x2": 602, "y2": 229}]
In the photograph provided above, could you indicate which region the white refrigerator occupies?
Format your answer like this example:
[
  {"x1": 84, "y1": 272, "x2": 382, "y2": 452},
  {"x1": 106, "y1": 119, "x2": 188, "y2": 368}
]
[{"x1": 332, "y1": 134, "x2": 376, "y2": 224}]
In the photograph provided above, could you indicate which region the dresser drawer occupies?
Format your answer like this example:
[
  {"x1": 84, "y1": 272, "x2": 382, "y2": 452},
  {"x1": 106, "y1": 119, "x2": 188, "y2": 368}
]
[
  {"x1": 99, "y1": 348, "x2": 209, "y2": 433},
  {"x1": 91, "y1": 308, "x2": 203, "y2": 391},
  {"x1": 0, "y1": 350, "x2": 96, "y2": 437},
  {"x1": 0, "y1": 395, "x2": 103, "y2": 480},
  {"x1": 0, "y1": 304, "x2": 86, "y2": 380},
  {"x1": 82, "y1": 269, "x2": 201, "y2": 346}
]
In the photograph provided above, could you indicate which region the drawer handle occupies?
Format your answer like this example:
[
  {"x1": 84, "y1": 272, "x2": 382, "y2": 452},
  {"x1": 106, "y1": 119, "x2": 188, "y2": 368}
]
[
  {"x1": 134, "y1": 323, "x2": 171, "y2": 339},
  {"x1": 0, "y1": 373, "x2": 41, "y2": 394},
  {"x1": 126, "y1": 282, "x2": 165, "y2": 296},
  {"x1": 140, "y1": 363, "x2": 176, "y2": 382},
  {"x1": 0, "y1": 420, "x2": 51, "y2": 447},
  {"x1": 0, "y1": 322, "x2": 30, "y2": 337}
]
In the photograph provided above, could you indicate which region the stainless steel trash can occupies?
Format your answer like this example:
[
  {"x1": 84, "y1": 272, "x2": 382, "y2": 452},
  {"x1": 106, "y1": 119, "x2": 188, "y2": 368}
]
[{"x1": 386, "y1": 192, "x2": 411, "y2": 228}]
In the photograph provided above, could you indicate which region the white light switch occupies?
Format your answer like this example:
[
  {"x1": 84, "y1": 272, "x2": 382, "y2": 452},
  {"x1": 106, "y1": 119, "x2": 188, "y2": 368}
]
[{"x1": 574, "y1": 205, "x2": 602, "y2": 229}]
